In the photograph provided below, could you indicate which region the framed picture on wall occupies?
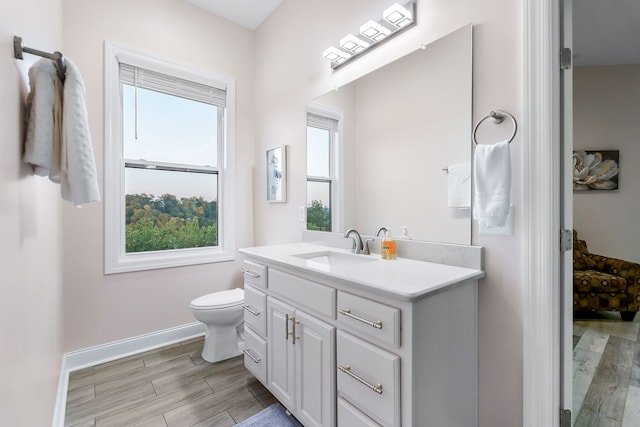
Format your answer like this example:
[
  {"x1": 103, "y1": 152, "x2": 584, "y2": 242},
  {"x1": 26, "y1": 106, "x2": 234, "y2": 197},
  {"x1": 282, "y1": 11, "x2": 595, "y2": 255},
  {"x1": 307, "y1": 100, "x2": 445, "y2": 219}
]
[
  {"x1": 573, "y1": 150, "x2": 619, "y2": 191},
  {"x1": 267, "y1": 145, "x2": 287, "y2": 202}
]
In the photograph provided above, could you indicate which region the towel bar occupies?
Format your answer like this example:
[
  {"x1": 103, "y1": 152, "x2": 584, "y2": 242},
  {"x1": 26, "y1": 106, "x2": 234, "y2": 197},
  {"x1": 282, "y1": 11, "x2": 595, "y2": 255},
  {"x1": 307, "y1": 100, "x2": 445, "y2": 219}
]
[
  {"x1": 13, "y1": 36, "x2": 66, "y2": 82},
  {"x1": 473, "y1": 110, "x2": 517, "y2": 145}
]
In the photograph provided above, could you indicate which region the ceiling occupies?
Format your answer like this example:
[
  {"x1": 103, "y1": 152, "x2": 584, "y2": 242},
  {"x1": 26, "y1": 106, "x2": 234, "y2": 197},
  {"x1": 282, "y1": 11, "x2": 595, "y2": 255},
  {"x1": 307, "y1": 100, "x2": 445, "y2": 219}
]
[
  {"x1": 184, "y1": 0, "x2": 282, "y2": 30},
  {"x1": 573, "y1": 0, "x2": 640, "y2": 66}
]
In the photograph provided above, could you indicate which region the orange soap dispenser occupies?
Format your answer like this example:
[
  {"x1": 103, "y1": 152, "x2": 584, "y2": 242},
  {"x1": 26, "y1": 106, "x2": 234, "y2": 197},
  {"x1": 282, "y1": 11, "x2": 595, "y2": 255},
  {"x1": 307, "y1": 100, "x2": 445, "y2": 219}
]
[{"x1": 381, "y1": 229, "x2": 397, "y2": 260}]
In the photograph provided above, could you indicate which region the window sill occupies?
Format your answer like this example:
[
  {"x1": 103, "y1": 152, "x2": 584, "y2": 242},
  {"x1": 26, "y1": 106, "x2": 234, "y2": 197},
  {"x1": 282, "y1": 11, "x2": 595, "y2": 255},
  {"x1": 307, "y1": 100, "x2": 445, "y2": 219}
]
[{"x1": 105, "y1": 247, "x2": 235, "y2": 274}]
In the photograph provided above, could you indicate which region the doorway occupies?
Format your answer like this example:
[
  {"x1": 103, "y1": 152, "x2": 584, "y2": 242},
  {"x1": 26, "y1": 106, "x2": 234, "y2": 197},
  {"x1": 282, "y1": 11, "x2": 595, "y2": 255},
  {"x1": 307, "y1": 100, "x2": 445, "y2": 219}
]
[
  {"x1": 523, "y1": 1, "x2": 640, "y2": 426},
  {"x1": 568, "y1": 0, "x2": 640, "y2": 425}
]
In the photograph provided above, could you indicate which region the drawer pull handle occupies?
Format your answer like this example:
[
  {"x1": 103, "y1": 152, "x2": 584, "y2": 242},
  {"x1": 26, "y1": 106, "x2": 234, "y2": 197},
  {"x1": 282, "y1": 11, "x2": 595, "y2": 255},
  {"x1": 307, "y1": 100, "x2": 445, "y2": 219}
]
[
  {"x1": 338, "y1": 308, "x2": 383, "y2": 329},
  {"x1": 242, "y1": 269, "x2": 261, "y2": 279},
  {"x1": 243, "y1": 304, "x2": 261, "y2": 316},
  {"x1": 338, "y1": 364, "x2": 383, "y2": 395},
  {"x1": 242, "y1": 347, "x2": 261, "y2": 364}
]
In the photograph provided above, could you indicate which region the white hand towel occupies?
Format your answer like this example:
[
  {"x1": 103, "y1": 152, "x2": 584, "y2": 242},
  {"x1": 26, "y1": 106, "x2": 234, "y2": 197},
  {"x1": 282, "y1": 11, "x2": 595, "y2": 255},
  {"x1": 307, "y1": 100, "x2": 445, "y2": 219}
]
[
  {"x1": 60, "y1": 58, "x2": 101, "y2": 206},
  {"x1": 447, "y1": 162, "x2": 471, "y2": 208},
  {"x1": 23, "y1": 59, "x2": 63, "y2": 180},
  {"x1": 473, "y1": 141, "x2": 511, "y2": 227}
]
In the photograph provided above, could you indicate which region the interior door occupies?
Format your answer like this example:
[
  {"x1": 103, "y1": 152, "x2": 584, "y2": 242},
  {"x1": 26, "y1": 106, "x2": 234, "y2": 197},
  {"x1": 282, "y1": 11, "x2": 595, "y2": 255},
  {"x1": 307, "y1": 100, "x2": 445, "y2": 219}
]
[{"x1": 560, "y1": 0, "x2": 574, "y2": 423}]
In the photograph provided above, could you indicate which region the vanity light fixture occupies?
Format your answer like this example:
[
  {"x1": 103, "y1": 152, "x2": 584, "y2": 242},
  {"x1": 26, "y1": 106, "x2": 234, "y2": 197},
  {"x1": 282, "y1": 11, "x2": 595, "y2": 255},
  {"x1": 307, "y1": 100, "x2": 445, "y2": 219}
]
[
  {"x1": 359, "y1": 20, "x2": 392, "y2": 42},
  {"x1": 322, "y1": 46, "x2": 352, "y2": 65},
  {"x1": 339, "y1": 34, "x2": 371, "y2": 54},
  {"x1": 383, "y1": 2, "x2": 413, "y2": 28},
  {"x1": 323, "y1": 1, "x2": 416, "y2": 69}
]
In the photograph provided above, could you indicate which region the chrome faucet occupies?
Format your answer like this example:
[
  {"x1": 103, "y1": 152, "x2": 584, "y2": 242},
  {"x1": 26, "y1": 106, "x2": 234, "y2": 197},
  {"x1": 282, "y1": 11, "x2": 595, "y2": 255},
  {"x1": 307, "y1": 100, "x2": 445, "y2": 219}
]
[
  {"x1": 362, "y1": 226, "x2": 388, "y2": 256},
  {"x1": 344, "y1": 228, "x2": 364, "y2": 254},
  {"x1": 363, "y1": 238, "x2": 375, "y2": 255},
  {"x1": 376, "y1": 226, "x2": 388, "y2": 237}
]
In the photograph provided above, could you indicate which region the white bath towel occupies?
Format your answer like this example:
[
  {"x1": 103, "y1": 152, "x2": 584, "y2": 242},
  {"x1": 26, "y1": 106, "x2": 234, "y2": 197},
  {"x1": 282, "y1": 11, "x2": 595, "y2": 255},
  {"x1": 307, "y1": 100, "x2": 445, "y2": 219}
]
[
  {"x1": 473, "y1": 141, "x2": 511, "y2": 227},
  {"x1": 23, "y1": 58, "x2": 100, "y2": 206},
  {"x1": 447, "y1": 162, "x2": 471, "y2": 208},
  {"x1": 23, "y1": 59, "x2": 63, "y2": 180},
  {"x1": 60, "y1": 58, "x2": 100, "y2": 206}
]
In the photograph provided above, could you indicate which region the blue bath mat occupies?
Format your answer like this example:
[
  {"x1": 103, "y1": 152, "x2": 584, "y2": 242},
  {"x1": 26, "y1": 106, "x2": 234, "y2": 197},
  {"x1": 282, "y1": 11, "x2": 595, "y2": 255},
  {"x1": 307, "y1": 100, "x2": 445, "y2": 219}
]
[{"x1": 235, "y1": 403, "x2": 303, "y2": 426}]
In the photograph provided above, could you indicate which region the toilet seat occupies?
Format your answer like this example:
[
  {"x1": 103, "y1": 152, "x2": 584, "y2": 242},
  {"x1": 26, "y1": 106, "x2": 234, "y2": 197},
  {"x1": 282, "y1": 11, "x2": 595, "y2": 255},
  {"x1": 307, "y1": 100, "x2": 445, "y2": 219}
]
[{"x1": 190, "y1": 288, "x2": 244, "y2": 310}]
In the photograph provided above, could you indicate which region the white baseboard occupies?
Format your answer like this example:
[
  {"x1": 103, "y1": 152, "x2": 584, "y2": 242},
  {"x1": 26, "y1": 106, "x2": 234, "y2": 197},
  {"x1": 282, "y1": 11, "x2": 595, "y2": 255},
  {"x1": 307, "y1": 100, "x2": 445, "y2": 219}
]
[
  {"x1": 52, "y1": 356, "x2": 69, "y2": 427},
  {"x1": 63, "y1": 322, "x2": 205, "y2": 372},
  {"x1": 52, "y1": 322, "x2": 205, "y2": 427}
]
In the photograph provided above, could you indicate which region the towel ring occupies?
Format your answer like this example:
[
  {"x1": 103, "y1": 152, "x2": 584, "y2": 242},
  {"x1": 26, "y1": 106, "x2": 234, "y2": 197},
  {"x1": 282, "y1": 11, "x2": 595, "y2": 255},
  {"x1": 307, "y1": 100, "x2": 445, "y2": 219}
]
[{"x1": 473, "y1": 110, "x2": 517, "y2": 145}]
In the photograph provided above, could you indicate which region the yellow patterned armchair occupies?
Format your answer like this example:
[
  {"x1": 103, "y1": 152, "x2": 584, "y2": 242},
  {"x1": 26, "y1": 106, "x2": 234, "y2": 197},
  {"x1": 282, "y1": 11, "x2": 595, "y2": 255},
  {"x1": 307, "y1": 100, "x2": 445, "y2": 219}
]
[{"x1": 573, "y1": 230, "x2": 640, "y2": 321}]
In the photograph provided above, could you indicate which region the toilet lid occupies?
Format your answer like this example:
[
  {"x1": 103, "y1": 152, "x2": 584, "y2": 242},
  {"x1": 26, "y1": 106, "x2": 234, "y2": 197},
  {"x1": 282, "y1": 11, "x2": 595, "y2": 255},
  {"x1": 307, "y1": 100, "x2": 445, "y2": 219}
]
[{"x1": 190, "y1": 288, "x2": 244, "y2": 309}]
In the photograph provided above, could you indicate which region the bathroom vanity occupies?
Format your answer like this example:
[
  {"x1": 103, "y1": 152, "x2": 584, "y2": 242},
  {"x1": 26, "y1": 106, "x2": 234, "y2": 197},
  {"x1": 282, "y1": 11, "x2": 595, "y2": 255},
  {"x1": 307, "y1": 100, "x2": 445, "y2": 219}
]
[{"x1": 239, "y1": 241, "x2": 483, "y2": 427}]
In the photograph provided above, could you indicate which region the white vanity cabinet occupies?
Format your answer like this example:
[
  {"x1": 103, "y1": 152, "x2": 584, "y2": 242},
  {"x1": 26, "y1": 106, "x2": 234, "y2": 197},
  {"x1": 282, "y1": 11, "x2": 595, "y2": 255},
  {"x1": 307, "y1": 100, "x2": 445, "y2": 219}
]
[
  {"x1": 336, "y1": 330, "x2": 400, "y2": 427},
  {"x1": 243, "y1": 324, "x2": 267, "y2": 383},
  {"x1": 267, "y1": 296, "x2": 335, "y2": 427},
  {"x1": 242, "y1": 284, "x2": 267, "y2": 383},
  {"x1": 266, "y1": 267, "x2": 337, "y2": 427},
  {"x1": 241, "y1": 260, "x2": 269, "y2": 385},
  {"x1": 266, "y1": 297, "x2": 295, "y2": 408},
  {"x1": 336, "y1": 291, "x2": 401, "y2": 348},
  {"x1": 240, "y1": 243, "x2": 482, "y2": 427},
  {"x1": 243, "y1": 284, "x2": 267, "y2": 336}
]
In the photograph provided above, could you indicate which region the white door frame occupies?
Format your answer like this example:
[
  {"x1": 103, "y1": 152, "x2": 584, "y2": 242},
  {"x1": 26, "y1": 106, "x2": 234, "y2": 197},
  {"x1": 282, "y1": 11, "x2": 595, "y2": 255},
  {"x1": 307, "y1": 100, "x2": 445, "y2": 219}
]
[{"x1": 523, "y1": 0, "x2": 565, "y2": 426}]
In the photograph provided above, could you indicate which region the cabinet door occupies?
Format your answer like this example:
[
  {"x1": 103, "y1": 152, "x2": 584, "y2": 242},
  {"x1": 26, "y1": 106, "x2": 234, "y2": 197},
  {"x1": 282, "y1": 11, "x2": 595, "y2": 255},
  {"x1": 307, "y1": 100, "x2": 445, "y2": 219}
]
[
  {"x1": 267, "y1": 296, "x2": 295, "y2": 409},
  {"x1": 295, "y1": 310, "x2": 336, "y2": 427}
]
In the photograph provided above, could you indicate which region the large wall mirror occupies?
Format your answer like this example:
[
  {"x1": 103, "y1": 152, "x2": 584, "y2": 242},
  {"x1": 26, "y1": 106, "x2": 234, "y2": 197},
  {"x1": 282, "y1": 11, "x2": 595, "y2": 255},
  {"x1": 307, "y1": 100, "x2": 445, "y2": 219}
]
[{"x1": 306, "y1": 25, "x2": 473, "y2": 244}]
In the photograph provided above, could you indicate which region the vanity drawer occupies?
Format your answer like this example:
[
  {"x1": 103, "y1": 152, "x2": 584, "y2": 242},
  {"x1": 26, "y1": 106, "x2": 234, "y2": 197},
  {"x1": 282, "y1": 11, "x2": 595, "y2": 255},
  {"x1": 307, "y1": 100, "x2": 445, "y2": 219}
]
[
  {"x1": 269, "y1": 269, "x2": 335, "y2": 319},
  {"x1": 243, "y1": 285, "x2": 267, "y2": 337},
  {"x1": 337, "y1": 291, "x2": 401, "y2": 348},
  {"x1": 338, "y1": 397, "x2": 382, "y2": 427},
  {"x1": 243, "y1": 326, "x2": 267, "y2": 384},
  {"x1": 243, "y1": 260, "x2": 267, "y2": 289},
  {"x1": 336, "y1": 331, "x2": 400, "y2": 427}
]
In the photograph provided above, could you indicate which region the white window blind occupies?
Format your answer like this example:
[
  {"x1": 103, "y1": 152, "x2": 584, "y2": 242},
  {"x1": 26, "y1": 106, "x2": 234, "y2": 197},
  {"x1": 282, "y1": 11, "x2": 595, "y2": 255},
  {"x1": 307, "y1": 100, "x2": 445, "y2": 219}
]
[
  {"x1": 307, "y1": 112, "x2": 338, "y2": 132},
  {"x1": 119, "y1": 63, "x2": 226, "y2": 107}
]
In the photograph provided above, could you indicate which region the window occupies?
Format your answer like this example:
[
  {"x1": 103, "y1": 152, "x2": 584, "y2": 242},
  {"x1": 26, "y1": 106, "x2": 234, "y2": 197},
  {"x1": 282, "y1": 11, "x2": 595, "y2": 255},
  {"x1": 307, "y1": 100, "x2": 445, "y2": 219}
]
[
  {"x1": 104, "y1": 42, "x2": 236, "y2": 273},
  {"x1": 306, "y1": 107, "x2": 342, "y2": 232}
]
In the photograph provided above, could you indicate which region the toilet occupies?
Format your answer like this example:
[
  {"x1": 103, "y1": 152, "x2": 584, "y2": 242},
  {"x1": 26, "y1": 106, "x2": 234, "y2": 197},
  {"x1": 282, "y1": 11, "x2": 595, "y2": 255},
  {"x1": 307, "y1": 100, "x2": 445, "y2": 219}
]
[{"x1": 190, "y1": 288, "x2": 245, "y2": 363}]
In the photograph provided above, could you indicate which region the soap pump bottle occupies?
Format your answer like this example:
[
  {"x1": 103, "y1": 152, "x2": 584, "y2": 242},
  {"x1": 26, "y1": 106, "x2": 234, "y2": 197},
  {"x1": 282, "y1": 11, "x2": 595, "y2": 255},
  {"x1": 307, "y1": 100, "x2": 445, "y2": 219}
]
[
  {"x1": 381, "y1": 229, "x2": 397, "y2": 260},
  {"x1": 400, "y1": 226, "x2": 411, "y2": 240}
]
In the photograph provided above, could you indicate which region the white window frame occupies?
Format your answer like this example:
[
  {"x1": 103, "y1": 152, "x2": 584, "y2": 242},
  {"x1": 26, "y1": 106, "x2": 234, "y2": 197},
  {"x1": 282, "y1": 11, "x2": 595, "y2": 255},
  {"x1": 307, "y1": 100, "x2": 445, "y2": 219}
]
[
  {"x1": 104, "y1": 41, "x2": 236, "y2": 274},
  {"x1": 306, "y1": 104, "x2": 344, "y2": 232}
]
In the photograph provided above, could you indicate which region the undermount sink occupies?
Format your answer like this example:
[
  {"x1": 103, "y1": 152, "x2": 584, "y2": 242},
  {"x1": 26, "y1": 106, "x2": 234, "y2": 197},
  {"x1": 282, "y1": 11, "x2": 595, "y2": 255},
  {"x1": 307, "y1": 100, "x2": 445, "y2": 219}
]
[{"x1": 292, "y1": 251, "x2": 376, "y2": 270}]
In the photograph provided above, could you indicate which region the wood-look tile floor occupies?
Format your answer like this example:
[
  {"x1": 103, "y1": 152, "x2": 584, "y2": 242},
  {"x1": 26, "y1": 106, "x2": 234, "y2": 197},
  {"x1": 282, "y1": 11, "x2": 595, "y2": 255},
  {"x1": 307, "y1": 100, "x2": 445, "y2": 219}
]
[
  {"x1": 64, "y1": 336, "x2": 278, "y2": 427},
  {"x1": 573, "y1": 311, "x2": 640, "y2": 427}
]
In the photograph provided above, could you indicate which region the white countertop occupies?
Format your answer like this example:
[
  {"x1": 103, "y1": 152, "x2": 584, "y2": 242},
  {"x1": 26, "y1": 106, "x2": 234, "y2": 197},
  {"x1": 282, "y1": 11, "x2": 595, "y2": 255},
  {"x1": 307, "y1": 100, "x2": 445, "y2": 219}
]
[{"x1": 239, "y1": 243, "x2": 485, "y2": 301}]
